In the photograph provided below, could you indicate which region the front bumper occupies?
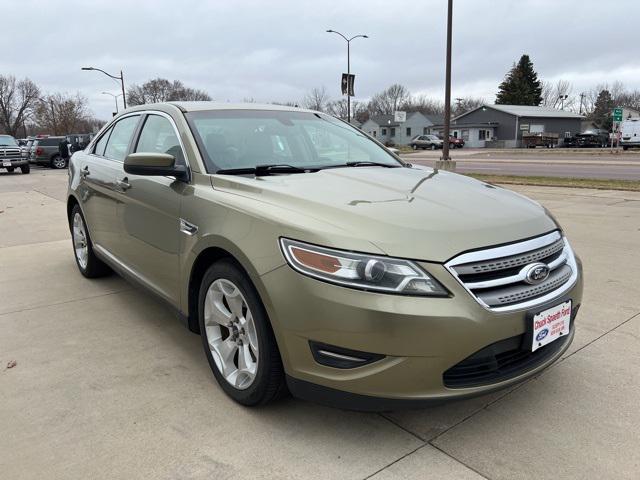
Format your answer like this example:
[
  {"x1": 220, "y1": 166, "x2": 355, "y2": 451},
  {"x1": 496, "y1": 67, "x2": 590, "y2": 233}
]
[
  {"x1": 261, "y1": 259, "x2": 583, "y2": 410},
  {"x1": 1, "y1": 158, "x2": 28, "y2": 168}
]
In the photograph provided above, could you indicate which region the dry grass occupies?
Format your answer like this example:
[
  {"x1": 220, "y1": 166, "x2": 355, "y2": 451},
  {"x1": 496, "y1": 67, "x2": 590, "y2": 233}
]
[{"x1": 467, "y1": 174, "x2": 640, "y2": 192}]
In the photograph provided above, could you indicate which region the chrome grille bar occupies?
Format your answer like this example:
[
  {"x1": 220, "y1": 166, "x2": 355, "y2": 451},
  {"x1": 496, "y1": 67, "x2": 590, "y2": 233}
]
[{"x1": 445, "y1": 231, "x2": 578, "y2": 312}]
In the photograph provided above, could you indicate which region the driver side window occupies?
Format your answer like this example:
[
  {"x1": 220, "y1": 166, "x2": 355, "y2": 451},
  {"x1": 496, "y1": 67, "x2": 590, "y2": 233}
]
[{"x1": 135, "y1": 115, "x2": 185, "y2": 166}]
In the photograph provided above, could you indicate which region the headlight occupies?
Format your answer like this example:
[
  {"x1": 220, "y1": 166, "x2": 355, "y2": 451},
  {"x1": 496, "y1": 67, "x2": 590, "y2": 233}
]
[{"x1": 280, "y1": 238, "x2": 448, "y2": 296}]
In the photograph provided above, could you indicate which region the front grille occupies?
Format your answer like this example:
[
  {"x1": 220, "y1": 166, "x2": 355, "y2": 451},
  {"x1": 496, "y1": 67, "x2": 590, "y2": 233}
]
[
  {"x1": 1, "y1": 148, "x2": 22, "y2": 160},
  {"x1": 443, "y1": 312, "x2": 576, "y2": 389},
  {"x1": 445, "y1": 231, "x2": 578, "y2": 312}
]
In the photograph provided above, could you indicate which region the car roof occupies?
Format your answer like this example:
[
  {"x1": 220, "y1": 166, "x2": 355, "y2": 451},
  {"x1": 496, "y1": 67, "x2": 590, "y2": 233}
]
[{"x1": 124, "y1": 101, "x2": 320, "y2": 114}]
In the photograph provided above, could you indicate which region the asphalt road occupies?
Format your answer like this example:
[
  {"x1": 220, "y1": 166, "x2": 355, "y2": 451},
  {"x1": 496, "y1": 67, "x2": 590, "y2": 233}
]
[{"x1": 402, "y1": 149, "x2": 640, "y2": 180}]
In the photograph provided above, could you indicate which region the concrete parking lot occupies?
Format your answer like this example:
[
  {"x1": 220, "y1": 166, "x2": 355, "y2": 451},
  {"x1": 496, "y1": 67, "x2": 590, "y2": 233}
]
[{"x1": 1, "y1": 168, "x2": 639, "y2": 479}]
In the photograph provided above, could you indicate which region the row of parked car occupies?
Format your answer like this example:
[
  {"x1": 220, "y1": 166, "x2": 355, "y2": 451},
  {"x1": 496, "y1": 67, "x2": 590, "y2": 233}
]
[
  {"x1": 1, "y1": 133, "x2": 94, "y2": 174},
  {"x1": 20, "y1": 134, "x2": 93, "y2": 169}
]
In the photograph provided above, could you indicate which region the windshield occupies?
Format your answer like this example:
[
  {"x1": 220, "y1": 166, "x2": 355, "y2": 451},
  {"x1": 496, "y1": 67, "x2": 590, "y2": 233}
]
[
  {"x1": 427, "y1": 135, "x2": 440, "y2": 141},
  {"x1": 185, "y1": 110, "x2": 402, "y2": 172},
  {"x1": 0, "y1": 135, "x2": 18, "y2": 147}
]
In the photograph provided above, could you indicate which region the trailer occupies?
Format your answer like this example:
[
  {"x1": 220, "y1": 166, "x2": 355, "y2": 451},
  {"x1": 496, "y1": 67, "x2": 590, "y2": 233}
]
[{"x1": 522, "y1": 132, "x2": 559, "y2": 148}]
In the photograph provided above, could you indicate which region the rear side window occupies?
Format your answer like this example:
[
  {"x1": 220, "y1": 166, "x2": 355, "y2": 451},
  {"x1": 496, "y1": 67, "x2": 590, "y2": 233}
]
[
  {"x1": 40, "y1": 138, "x2": 62, "y2": 146},
  {"x1": 135, "y1": 115, "x2": 185, "y2": 166},
  {"x1": 93, "y1": 127, "x2": 113, "y2": 156},
  {"x1": 103, "y1": 116, "x2": 140, "y2": 161}
]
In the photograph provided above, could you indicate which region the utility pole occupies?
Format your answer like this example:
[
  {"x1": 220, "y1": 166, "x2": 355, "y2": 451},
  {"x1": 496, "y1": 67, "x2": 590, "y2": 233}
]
[
  {"x1": 579, "y1": 92, "x2": 585, "y2": 115},
  {"x1": 440, "y1": 0, "x2": 454, "y2": 164}
]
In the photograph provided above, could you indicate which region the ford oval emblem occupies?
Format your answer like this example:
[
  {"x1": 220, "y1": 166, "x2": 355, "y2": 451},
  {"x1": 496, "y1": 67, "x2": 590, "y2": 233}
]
[
  {"x1": 523, "y1": 262, "x2": 550, "y2": 285},
  {"x1": 536, "y1": 328, "x2": 549, "y2": 342}
]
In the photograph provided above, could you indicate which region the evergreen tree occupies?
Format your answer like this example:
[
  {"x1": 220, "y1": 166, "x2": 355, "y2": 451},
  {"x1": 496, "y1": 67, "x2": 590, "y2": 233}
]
[
  {"x1": 591, "y1": 89, "x2": 614, "y2": 131},
  {"x1": 495, "y1": 54, "x2": 543, "y2": 106}
]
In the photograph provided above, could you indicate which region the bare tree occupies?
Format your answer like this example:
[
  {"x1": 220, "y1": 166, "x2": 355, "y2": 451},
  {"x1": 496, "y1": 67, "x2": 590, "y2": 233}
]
[
  {"x1": 451, "y1": 97, "x2": 484, "y2": 116},
  {"x1": 616, "y1": 89, "x2": 640, "y2": 112},
  {"x1": 0, "y1": 75, "x2": 40, "y2": 136},
  {"x1": 541, "y1": 80, "x2": 574, "y2": 109},
  {"x1": 302, "y1": 86, "x2": 330, "y2": 112},
  {"x1": 127, "y1": 78, "x2": 211, "y2": 105},
  {"x1": 327, "y1": 99, "x2": 367, "y2": 123},
  {"x1": 402, "y1": 94, "x2": 446, "y2": 115},
  {"x1": 35, "y1": 92, "x2": 90, "y2": 135},
  {"x1": 368, "y1": 84, "x2": 411, "y2": 115}
]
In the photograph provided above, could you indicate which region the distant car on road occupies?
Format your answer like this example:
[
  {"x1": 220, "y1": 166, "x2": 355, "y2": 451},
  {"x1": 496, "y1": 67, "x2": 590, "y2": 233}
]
[
  {"x1": 447, "y1": 136, "x2": 465, "y2": 149},
  {"x1": 409, "y1": 134, "x2": 443, "y2": 150},
  {"x1": 0, "y1": 134, "x2": 30, "y2": 174},
  {"x1": 31, "y1": 136, "x2": 68, "y2": 169},
  {"x1": 621, "y1": 119, "x2": 640, "y2": 150}
]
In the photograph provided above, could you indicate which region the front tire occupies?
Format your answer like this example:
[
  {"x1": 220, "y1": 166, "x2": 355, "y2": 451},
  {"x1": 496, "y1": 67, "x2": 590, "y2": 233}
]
[
  {"x1": 199, "y1": 260, "x2": 285, "y2": 406},
  {"x1": 6, "y1": 167, "x2": 14, "y2": 173},
  {"x1": 431, "y1": 144, "x2": 437, "y2": 150},
  {"x1": 411, "y1": 144, "x2": 418, "y2": 150},
  {"x1": 70, "y1": 205, "x2": 111, "y2": 278}
]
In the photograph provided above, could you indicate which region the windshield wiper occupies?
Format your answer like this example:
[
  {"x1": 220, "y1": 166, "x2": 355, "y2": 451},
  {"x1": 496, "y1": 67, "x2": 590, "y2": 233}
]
[
  {"x1": 216, "y1": 164, "x2": 318, "y2": 177},
  {"x1": 344, "y1": 161, "x2": 401, "y2": 168}
]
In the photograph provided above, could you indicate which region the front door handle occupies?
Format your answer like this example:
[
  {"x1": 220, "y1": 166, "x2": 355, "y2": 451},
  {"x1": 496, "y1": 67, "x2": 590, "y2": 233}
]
[
  {"x1": 80, "y1": 166, "x2": 90, "y2": 178},
  {"x1": 116, "y1": 178, "x2": 131, "y2": 191}
]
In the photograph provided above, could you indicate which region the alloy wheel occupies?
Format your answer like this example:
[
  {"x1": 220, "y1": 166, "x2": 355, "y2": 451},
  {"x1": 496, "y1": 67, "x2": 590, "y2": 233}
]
[
  {"x1": 72, "y1": 212, "x2": 88, "y2": 269},
  {"x1": 52, "y1": 156, "x2": 66, "y2": 169},
  {"x1": 204, "y1": 279, "x2": 259, "y2": 390}
]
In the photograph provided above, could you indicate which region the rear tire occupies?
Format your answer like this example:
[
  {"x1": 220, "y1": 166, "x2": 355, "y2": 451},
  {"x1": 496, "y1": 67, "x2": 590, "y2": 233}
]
[
  {"x1": 20, "y1": 165, "x2": 30, "y2": 174},
  {"x1": 199, "y1": 259, "x2": 285, "y2": 406},
  {"x1": 6, "y1": 167, "x2": 14, "y2": 173},
  {"x1": 51, "y1": 155, "x2": 67, "y2": 169},
  {"x1": 70, "y1": 204, "x2": 111, "y2": 278}
]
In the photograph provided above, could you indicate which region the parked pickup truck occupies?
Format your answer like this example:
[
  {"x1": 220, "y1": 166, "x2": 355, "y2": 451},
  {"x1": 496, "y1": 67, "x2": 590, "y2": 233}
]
[
  {"x1": 522, "y1": 132, "x2": 559, "y2": 148},
  {"x1": 0, "y1": 134, "x2": 30, "y2": 174}
]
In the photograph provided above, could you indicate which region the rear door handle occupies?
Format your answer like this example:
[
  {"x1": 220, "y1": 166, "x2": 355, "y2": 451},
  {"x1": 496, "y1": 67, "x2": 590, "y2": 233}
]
[{"x1": 116, "y1": 178, "x2": 131, "y2": 191}]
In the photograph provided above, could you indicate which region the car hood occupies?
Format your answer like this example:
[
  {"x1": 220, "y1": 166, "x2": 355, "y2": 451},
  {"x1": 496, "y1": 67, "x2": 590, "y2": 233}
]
[{"x1": 212, "y1": 166, "x2": 556, "y2": 262}]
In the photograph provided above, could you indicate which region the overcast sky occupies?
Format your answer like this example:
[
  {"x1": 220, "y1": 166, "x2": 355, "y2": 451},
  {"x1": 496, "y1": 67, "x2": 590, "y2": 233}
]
[{"x1": 4, "y1": 0, "x2": 639, "y2": 118}]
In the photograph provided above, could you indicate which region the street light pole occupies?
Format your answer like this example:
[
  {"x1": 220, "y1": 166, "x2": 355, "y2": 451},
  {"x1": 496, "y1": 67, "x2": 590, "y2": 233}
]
[
  {"x1": 326, "y1": 30, "x2": 368, "y2": 123},
  {"x1": 82, "y1": 67, "x2": 127, "y2": 109},
  {"x1": 441, "y1": 0, "x2": 453, "y2": 162},
  {"x1": 347, "y1": 40, "x2": 350, "y2": 122},
  {"x1": 101, "y1": 92, "x2": 123, "y2": 113}
]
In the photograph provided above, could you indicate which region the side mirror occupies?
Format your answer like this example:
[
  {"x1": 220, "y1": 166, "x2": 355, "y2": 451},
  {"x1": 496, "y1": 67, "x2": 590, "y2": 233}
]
[{"x1": 124, "y1": 152, "x2": 189, "y2": 181}]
